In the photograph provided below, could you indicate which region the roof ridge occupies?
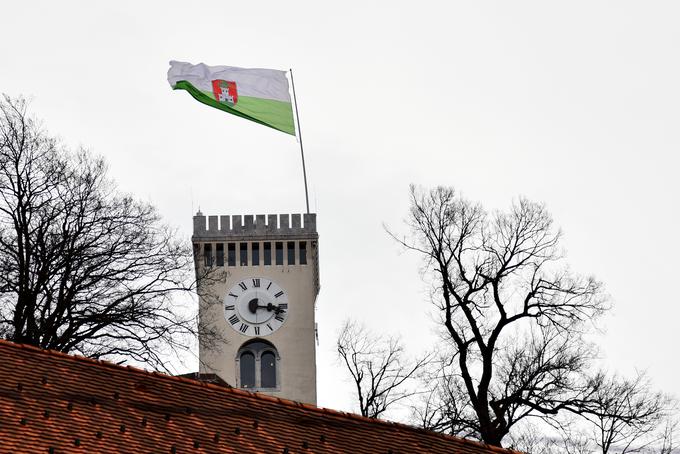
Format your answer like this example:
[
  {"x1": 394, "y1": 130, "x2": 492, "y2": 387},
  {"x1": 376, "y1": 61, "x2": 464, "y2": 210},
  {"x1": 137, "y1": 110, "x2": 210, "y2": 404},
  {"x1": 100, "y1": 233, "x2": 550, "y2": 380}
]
[{"x1": 0, "y1": 339, "x2": 519, "y2": 453}]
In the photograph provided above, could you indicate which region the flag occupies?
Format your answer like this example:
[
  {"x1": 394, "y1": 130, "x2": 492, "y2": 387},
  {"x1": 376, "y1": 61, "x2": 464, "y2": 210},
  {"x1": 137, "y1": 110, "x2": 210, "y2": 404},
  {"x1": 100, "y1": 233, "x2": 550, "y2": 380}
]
[{"x1": 168, "y1": 61, "x2": 296, "y2": 136}]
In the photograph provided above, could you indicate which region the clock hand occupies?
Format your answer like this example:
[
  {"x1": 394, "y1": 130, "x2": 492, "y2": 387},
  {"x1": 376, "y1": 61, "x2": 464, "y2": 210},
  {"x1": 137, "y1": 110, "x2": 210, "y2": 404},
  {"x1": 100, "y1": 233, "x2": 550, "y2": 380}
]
[
  {"x1": 253, "y1": 303, "x2": 285, "y2": 314},
  {"x1": 247, "y1": 298, "x2": 259, "y2": 314},
  {"x1": 256, "y1": 304, "x2": 274, "y2": 311},
  {"x1": 248, "y1": 298, "x2": 285, "y2": 315},
  {"x1": 267, "y1": 303, "x2": 285, "y2": 314}
]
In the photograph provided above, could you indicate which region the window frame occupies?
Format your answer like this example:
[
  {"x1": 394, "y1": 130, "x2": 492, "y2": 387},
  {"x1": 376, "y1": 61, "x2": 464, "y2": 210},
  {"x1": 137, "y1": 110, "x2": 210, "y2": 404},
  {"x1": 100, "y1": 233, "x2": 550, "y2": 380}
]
[
  {"x1": 238, "y1": 351, "x2": 256, "y2": 389},
  {"x1": 275, "y1": 242, "x2": 283, "y2": 266},
  {"x1": 235, "y1": 340, "x2": 281, "y2": 391},
  {"x1": 260, "y1": 350, "x2": 277, "y2": 389},
  {"x1": 252, "y1": 242, "x2": 260, "y2": 266},
  {"x1": 263, "y1": 242, "x2": 272, "y2": 266},
  {"x1": 203, "y1": 243, "x2": 213, "y2": 267},
  {"x1": 287, "y1": 241, "x2": 295, "y2": 265},
  {"x1": 299, "y1": 241, "x2": 307, "y2": 265},
  {"x1": 216, "y1": 243, "x2": 224, "y2": 267},
  {"x1": 227, "y1": 243, "x2": 236, "y2": 267},
  {"x1": 239, "y1": 242, "x2": 248, "y2": 266}
]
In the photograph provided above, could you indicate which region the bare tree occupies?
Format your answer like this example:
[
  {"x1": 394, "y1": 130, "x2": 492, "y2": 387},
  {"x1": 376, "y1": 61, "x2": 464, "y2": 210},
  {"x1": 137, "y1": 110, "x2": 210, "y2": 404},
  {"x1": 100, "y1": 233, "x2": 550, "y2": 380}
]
[
  {"x1": 658, "y1": 416, "x2": 678, "y2": 454},
  {"x1": 0, "y1": 95, "x2": 198, "y2": 369},
  {"x1": 389, "y1": 185, "x2": 611, "y2": 446},
  {"x1": 584, "y1": 373, "x2": 671, "y2": 454},
  {"x1": 410, "y1": 353, "x2": 478, "y2": 437},
  {"x1": 553, "y1": 423, "x2": 595, "y2": 454},
  {"x1": 337, "y1": 319, "x2": 429, "y2": 419},
  {"x1": 505, "y1": 421, "x2": 577, "y2": 454}
]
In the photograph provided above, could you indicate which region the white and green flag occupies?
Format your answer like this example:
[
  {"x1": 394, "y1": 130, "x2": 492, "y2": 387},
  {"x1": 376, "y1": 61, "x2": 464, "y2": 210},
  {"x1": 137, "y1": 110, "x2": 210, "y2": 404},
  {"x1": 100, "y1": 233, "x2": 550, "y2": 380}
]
[{"x1": 167, "y1": 61, "x2": 296, "y2": 135}]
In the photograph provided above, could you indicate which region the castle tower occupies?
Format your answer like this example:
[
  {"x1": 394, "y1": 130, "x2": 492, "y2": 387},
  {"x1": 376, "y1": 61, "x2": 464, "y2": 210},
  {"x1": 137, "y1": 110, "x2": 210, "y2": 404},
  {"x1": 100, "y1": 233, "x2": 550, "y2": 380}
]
[{"x1": 193, "y1": 212, "x2": 320, "y2": 404}]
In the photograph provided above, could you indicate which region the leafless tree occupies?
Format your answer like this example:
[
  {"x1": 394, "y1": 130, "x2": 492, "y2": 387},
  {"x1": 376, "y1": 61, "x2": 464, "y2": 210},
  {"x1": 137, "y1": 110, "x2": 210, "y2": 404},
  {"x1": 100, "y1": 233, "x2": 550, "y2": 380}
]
[
  {"x1": 505, "y1": 421, "x2": 576, "y2": 454},
  {"x1": 583, "y1": 373, "x2": 672, "y2": 454},
  {"x1": 337, "y1": 319, "x2": 430, "y2": 419},
  {"x1": 658, "y1": 416, "x2": 678, "y2": 454},
  {"x1": 389, "y1": 185, "x2": 611, "y2": 446},
  {"x1": 0, "y1": 95, "x2": 200, "y2": 369},
  {"x1": 410, "y1": 353, "x2": 478, "y2": 437},
  {"x1": 506, "y1": 423, "x2": 555, "y2": 454},
  {"x1": 553, "y1": 424, "x2": 595, "y2": 454}
]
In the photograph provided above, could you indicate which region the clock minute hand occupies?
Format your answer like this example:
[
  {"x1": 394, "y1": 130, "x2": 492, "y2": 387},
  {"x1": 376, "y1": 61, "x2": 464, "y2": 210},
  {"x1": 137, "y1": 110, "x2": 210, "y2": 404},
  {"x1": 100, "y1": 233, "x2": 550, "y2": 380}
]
[
  {"x1": 248, "y1": 298, "x2": 282, "y2": 314},
  {"x1": 255, "y1": 303, "x2": 285, "y2": 314},
  {"x1": 268, "y1": 303, "x2": 285, "y2": 314}
]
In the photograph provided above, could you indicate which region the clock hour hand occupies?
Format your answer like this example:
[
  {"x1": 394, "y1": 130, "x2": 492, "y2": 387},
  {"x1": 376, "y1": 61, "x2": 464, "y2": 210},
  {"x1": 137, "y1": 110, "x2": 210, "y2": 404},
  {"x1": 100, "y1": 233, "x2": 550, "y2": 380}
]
[{"x1": 248, "y1": 298, "x2": 261, "y2": 314}]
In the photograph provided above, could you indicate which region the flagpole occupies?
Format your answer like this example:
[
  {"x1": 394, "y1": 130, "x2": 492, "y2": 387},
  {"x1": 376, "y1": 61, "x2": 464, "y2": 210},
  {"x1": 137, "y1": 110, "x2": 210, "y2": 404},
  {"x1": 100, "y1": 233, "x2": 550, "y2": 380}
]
[{"x1": 289, "y1": 68, "x2": 310, "y2": 214}]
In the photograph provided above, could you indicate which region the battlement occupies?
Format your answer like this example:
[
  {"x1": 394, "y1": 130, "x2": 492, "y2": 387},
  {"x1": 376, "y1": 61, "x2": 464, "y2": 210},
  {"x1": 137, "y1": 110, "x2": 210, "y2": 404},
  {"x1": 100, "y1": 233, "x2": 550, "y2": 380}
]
[{"x1": 193, "y1": 213, "x2": 317, "y2": 240}]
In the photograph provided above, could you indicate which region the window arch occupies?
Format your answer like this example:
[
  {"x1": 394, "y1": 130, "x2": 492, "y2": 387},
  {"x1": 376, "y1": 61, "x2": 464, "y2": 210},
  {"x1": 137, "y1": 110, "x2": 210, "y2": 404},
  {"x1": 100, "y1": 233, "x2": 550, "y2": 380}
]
[{"x1": 236, "y1": 340, "x2": 280, "y2": 390}]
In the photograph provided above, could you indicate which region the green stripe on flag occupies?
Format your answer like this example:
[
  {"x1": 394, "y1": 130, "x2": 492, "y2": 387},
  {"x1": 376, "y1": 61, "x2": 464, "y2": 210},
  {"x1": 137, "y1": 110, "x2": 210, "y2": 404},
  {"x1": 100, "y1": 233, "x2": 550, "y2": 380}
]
[{"x1": 173, "y1": 80, "x2": 296, "y2": 136}]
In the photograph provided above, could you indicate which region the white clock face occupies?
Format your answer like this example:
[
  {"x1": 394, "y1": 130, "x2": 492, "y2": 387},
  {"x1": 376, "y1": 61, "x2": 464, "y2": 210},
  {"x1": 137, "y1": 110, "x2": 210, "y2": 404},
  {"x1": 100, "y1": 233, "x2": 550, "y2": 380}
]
[{"x1": 224, "y1": 277, "x2": 289, "y2": 337}]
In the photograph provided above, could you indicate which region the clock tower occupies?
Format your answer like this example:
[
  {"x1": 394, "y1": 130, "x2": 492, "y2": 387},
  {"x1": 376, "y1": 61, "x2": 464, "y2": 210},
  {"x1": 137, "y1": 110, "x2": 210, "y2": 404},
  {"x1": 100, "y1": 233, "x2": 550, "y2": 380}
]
[{"x1": 192, "y1": 212, "x2": 320, "y2": 404}]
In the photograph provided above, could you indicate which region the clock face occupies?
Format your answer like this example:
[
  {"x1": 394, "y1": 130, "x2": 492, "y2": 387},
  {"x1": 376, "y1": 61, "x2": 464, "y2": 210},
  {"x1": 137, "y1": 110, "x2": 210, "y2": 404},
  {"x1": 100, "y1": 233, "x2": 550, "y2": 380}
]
[{"x1": 224, "y1": 277, "x2": 289, "y2": 337}]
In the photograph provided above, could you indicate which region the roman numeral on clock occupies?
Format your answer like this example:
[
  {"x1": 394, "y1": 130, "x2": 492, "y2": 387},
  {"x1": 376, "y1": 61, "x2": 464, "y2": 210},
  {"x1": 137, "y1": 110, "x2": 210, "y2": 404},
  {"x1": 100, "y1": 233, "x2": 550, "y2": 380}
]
[
  {"x1": 228, "y1": 293, "x2": 237, "y2": 299},
  {"x1": 278, "y1": 303, "x2": 288, "y2": 310},
  {"x1": 239, "y1": 323, "x2": 249, "y2": 333},
  {"x1": 275, "y1": 314, "x2": 285, "y2": 322},
  {"x1": 252, "y1": 278, "x2": 260, "y2": 287},
  {"x1": 274, "y1": 291, "x2": 284, "y2": 298},
  {"x1": 224, "y1": 305, "x2": 235, "y2": 311},
  {"x1": 228, "y1": 315, "x2": 239, "y2": 325},
  {"x1": 238, "y1": 282, "x2": 247, "y2": 291},
  {"x1": 254, "y1": 326, "x2": 260, "y2": 335},
  {"x1": 266, "y1": 282, "x2": 272, "y2": 290},
  {"x1": 266, "y1": 323, "x2": 273, "y2": 331}
]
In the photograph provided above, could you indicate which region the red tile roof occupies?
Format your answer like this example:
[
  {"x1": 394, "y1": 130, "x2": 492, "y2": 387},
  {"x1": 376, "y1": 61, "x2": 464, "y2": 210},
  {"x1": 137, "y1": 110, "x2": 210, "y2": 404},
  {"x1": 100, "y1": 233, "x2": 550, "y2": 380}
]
[{"x1": 0, "y1": 340, "x2": 517, "y2": 453}]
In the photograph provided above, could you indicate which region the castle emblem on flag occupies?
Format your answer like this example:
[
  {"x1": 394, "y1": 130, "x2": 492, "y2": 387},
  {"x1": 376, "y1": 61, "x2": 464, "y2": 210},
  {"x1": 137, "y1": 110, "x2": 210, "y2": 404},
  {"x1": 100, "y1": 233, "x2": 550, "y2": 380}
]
[{"x1": 212, "y1": 80, "x2": 238, "y2": 105}]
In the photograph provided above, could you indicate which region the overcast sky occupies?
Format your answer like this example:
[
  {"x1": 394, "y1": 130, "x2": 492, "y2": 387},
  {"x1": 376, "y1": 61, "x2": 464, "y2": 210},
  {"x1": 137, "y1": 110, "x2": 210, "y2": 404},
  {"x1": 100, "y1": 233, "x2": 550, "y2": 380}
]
[{"x1": 2, "y1": 1, "x2": 679, "y2": 417}]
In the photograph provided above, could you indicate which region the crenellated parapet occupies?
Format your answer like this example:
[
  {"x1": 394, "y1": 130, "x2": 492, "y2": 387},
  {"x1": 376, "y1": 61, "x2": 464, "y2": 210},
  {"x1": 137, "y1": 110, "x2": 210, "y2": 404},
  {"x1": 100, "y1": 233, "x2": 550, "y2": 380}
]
[{"x1": 193, "y1": 213, "x2": 317, "y2": 241}]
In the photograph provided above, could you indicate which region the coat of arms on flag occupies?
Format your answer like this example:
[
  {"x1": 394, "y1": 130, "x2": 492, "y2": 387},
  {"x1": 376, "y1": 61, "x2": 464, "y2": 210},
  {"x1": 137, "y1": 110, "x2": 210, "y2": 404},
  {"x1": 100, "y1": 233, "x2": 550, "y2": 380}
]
[{"x1": 212, "y1": 80, "x2": 238, "y2": 105}]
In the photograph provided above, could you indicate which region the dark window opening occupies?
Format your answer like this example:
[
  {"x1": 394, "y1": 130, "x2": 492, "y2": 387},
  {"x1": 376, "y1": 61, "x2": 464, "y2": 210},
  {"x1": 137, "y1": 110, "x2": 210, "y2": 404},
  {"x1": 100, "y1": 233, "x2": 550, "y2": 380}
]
[
  {"x1": 240, "y1": 242, "x2": 248, "y2": 266},
  {"x1": 216, "y1": 243, "x2": 224, "y2": 267},
  {"x1": 275, "y1": 242, "x2": 283, "y2": 265},
  {"x1": 237, "y1": 340, "x2": 278, "y2": 390},
  {"x1": 299, "y1": 241, "x2": 307, "y2": 265},
  {"x1": 252, "y1": 242, "x2": 260, "y2": 266},
  {"x1": 287, "y1": 241, "x2": 295, "y2": 265},
  {"x1": 261, "y1": 351, "x2": 277, "y2": 388},
  {"x1": 264, "y1": 242, "x2": 272, "y2": 266},
  {"x1": 203, "y1": 244, "x2": 213, "y2": 267},
  {"x1": 239, "y1": 352, "x2": 255, "y2": 388},
  {"x1": 227, "y1": 243, "x2": 236, "y2": 266}
]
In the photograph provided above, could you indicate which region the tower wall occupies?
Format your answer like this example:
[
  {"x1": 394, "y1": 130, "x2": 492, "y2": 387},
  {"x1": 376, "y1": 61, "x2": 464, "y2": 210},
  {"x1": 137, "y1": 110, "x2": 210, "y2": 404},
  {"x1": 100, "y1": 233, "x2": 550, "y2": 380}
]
[{"x1": 193, "y1": 212, "x2": 319, "y2": 405}]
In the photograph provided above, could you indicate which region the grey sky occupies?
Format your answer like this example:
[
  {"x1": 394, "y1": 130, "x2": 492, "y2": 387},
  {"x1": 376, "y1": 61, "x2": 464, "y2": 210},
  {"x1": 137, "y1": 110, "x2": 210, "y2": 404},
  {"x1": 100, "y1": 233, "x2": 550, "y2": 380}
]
[{"x1": 2, "y1": 0, "x2": 678, "y2": 416}]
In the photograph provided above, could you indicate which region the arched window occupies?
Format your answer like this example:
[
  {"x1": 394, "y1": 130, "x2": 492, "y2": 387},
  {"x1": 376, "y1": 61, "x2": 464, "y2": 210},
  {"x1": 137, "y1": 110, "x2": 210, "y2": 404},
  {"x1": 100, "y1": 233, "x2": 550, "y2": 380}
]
[
  {"x1": 236, "y1": 340, "x2": 279, "y2": 390},
  {"x1": 239, "y1": 351, "x2": 255, "y2": 388}
]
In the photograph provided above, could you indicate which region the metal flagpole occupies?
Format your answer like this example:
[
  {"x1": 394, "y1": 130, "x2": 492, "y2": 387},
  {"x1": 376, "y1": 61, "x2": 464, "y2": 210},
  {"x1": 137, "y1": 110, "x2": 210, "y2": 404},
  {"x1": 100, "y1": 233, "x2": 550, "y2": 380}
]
[{"x1": 289, "y1": 68, "x2": 310, "y2": 214}]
